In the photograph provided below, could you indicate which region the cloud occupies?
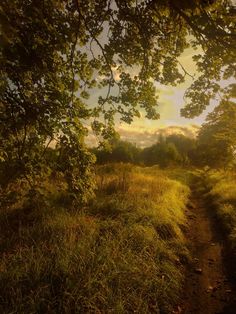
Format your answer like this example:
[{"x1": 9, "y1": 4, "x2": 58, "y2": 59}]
[
  {"x1": 85, "y1": 44, "x2": 214, "y2": 148},
  {"x1": 116, "y1": 124, "x2": 199, "y2": 147},
  {"x1": 157, "y1": 125, "x2": 199, "y2": 138},
  {"x1": 86, "y1": 124, "x2": 200, "y2": 148}
]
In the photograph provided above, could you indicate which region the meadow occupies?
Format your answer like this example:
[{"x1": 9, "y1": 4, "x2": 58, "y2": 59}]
[
  {"x1": 0, "y1": 164, "x2": 191, "y2": 314},
  {"x1": 1, "y1": 2, "x2": 235, "y2": 312}
]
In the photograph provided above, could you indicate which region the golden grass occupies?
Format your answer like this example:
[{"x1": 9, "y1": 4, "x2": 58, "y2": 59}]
[{"x1": 0, "y1": 163, "x2": 190, "y2": 313}]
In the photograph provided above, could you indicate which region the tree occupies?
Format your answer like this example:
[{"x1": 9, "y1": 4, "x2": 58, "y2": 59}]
[
  {"x1": 197, "y1": 99, "x2": 236, "y2": 167},
  {"x1": 141, "y1": 139, "x2": 181, "y2": 167},
  {"x1": 1, "y1": 0, "x2": 235, "y2": 201},
  {"x1": 166, "y1": 134, "x2": 197, "y2": 165},
  {"x1": 93, "y1": 138, "x2": 140, "y2": 164}
]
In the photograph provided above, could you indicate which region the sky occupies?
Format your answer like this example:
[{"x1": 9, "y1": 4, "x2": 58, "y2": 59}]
[
  {"x1": 86, "y1": 46, "x2": 218, "y2": 148},
  {"x1": 81, "y1": 1, "x2": 236, "y2": 148},
  {"x1": 114, "y1": 46, "x2": 218, "y2": 147}
]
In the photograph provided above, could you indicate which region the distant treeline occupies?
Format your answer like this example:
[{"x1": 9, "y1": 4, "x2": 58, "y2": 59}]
[
  {"x1": 92, "y1": 134, "x2": 197, "y2": 167},
  {"x1": 94, "y1": 134, "x2": 234, "y2": 171},
  {"x1": 92, "y1": 99, "x2": 236, "y2": 168}
]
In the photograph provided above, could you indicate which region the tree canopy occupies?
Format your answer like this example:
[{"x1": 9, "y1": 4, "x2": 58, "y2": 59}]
[
  {"x1": 141, "y1": 139, "x2": 182, "y2": 167},
  {"x1": 197, "y1": 99, "x2": 236, "y2": 167},
  {"x1": 1, "y1": 0, "x2": 235, "y2": 200},
  {"x1": 94, "y1": 137, "x2": 141, "y2": 164}
]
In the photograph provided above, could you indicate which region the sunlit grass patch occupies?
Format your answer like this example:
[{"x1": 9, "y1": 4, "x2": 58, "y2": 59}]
[
  {"x1": 90, "y1": 164, "x2": 190, "y2": 311},
  {"x1": 0, "y1": 164, "x2": 190, "y2": 313},
  {"x1": 205, "y1": 169, "x2": 236, "y2": 274}
]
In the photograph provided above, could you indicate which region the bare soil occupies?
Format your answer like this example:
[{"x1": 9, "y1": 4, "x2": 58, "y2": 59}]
[{"x1": 179, "y1": 190, "x2": 236, "y2": 314}]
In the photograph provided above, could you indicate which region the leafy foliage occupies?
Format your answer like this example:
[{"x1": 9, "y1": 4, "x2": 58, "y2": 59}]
[
  {"x1": 197, "y1": 100, "x2": 236, "y2": 167},
  {"x1": 95, "y1": 134, "x2": 197, "y2": 168},
  {"x1": 141, "y1": 139, "x2": 182, "y2": 167},
  {"x1": 0, "y1": 0, "x2": 235, "y2": 199},
  {"x1": 93, "y1": 137, "x2": 141, "y2": 164}
]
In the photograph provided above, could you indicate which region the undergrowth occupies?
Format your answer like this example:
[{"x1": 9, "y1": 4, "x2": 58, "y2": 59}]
[{"x1": 0, "y1": 163, "x2": 190, "y2": 313}]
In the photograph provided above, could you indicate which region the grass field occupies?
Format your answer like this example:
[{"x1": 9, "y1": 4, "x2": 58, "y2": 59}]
[
  {"x1": 204, "y1": 169, "x2": 236, "y2": 274},
  {"x1": 0, "y1": 164, "x2": 191, "y2": 313}
]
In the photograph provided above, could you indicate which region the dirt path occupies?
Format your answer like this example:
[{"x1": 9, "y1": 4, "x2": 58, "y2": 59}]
[{"x1": 180, "y1": 190, "x2": 236, "y2": 314}]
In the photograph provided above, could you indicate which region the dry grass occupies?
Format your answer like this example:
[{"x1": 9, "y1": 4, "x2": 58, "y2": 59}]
[{"x1": 0, "y1": 163, "x2": 190, "y2": 313}]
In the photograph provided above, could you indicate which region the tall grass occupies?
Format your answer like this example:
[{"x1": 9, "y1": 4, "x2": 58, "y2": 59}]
[
  {"x1": 0, "y1": 164, "x2": 190, "y2": 313},
  {"x1": 204, "y1": 169, "x2": 236, "y2": 275}
]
